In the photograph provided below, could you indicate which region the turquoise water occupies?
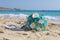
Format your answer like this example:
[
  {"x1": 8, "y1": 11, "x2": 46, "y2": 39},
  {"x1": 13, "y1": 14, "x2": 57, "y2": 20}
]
[
  {"x1": 0, "y1": 10, "x2": 60, "y2": 21},
  {"x1": 0, "y1": 10, "x2": 60, "y2": 16}
]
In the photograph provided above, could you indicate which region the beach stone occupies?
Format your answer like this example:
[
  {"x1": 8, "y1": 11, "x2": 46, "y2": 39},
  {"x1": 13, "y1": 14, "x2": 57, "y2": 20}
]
[
  {"x1": 0, "y1": 27, "x2": 4, "y2": 33},
  {"x1": 3, "y1": 38, "x2": 9, "y2": 40},
  {"x1": 0, "y1": 30, "x2": 4, "y2": 33}
]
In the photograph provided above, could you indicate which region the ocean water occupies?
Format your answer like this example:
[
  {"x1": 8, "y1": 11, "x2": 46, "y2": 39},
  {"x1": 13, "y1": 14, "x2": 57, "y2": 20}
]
[{"x1": 0, "y1": 10, "x2": 60, "y2": 22}]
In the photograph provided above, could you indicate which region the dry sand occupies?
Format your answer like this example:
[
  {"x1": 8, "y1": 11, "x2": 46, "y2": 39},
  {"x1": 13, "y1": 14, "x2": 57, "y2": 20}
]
[{"x1": 0, "y1": 17, "x2": 60, "y2": 40}]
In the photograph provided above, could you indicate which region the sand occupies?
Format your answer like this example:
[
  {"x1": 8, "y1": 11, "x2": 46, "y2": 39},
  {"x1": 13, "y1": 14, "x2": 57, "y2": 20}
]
[{"x1": 0, "y1": 17, "x2": 60, "y2": 40}]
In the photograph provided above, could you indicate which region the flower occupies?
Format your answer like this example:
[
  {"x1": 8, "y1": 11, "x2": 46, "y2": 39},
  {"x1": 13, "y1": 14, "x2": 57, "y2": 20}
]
[
  {"x1": 32, "y1": 13, "x2": 39, "y2": 18},
  {"x1": 30, "y1": 22, "x2": 35, "y2": 28},
  {"x1": 38, "y1": 20, "x2": 44, "y2": 24}
]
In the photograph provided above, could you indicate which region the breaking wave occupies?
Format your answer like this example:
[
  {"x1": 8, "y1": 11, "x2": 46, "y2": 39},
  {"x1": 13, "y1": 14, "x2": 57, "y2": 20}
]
[
  {"x1": 0, "y1": 14, "x2": 60, "y2": 22},
  {"x1": 44, "y1": 16, "x2": 60, "y2": 21}
]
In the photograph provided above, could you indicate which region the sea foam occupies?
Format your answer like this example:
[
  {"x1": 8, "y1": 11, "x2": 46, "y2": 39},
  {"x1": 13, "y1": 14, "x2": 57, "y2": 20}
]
[{"x1": 0, "y1": 14, "x2": 60, "y2": 22}]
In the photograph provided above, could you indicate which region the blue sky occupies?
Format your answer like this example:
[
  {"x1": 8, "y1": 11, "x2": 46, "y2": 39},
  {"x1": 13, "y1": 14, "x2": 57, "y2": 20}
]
[{"x1": 0, "y1": 0, "x2": 60, "y2": 10}]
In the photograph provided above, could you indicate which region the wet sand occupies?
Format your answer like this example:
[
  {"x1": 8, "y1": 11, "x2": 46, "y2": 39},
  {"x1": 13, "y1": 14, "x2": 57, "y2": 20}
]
[{"x1": 0, "y1": 17, "x2": 60, "y2": 40}]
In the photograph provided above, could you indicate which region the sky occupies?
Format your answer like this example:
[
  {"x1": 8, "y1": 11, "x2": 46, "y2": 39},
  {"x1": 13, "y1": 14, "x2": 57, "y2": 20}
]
[{"x1": 0, "y1": 0, "x2": 60, "y2": 10}]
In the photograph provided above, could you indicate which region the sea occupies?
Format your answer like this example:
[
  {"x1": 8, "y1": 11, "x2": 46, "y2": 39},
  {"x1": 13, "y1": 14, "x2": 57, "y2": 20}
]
[{"x1": 0, "y1": 10, "x2": 60, "y2": 23}]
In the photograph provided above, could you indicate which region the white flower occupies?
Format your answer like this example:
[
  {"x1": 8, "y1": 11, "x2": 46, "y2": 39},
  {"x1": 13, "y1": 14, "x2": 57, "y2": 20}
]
[
  {"x1": 30, "y1": 23, "x2": 35, "y2": 28},
  {"x1": 32, "y1": 13, "x2": 39, "y2": 18},
  {"x1": 38, "y1": 20, "x2": 44, "y2": 24}
]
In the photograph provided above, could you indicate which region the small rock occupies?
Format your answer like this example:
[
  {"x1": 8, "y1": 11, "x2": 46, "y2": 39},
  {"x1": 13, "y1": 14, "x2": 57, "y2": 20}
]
[
  {"x1": 22, "y1": 33, "x2": 28, "y2": 35},
  {"x1": 31, "y1": 30, "x2": 36, "y2": 33},
  {"x1": 46, "y1": 32, "x2": 50, "y2": 35},
  {"x1": 57, "y1": 33, "x2": 60, "y2": 36},
  {"x1": 27, "y1": 36, "x2": 30, "y2": 38},
  {"x1": 3, "y1": 38, "x2": 9, "y2": 40},
  {"x1": 0, "y1": 30, "x2": 4, "y2": 33},
  {"x1": 0, "y1": 27, "x2": 4, "y2": 33}
]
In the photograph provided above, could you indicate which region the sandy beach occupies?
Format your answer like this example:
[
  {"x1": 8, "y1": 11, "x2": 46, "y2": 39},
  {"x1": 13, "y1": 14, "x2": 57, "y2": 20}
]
[{"x1": 0, "y1": 17, "x2": 60, "y2": 40}]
